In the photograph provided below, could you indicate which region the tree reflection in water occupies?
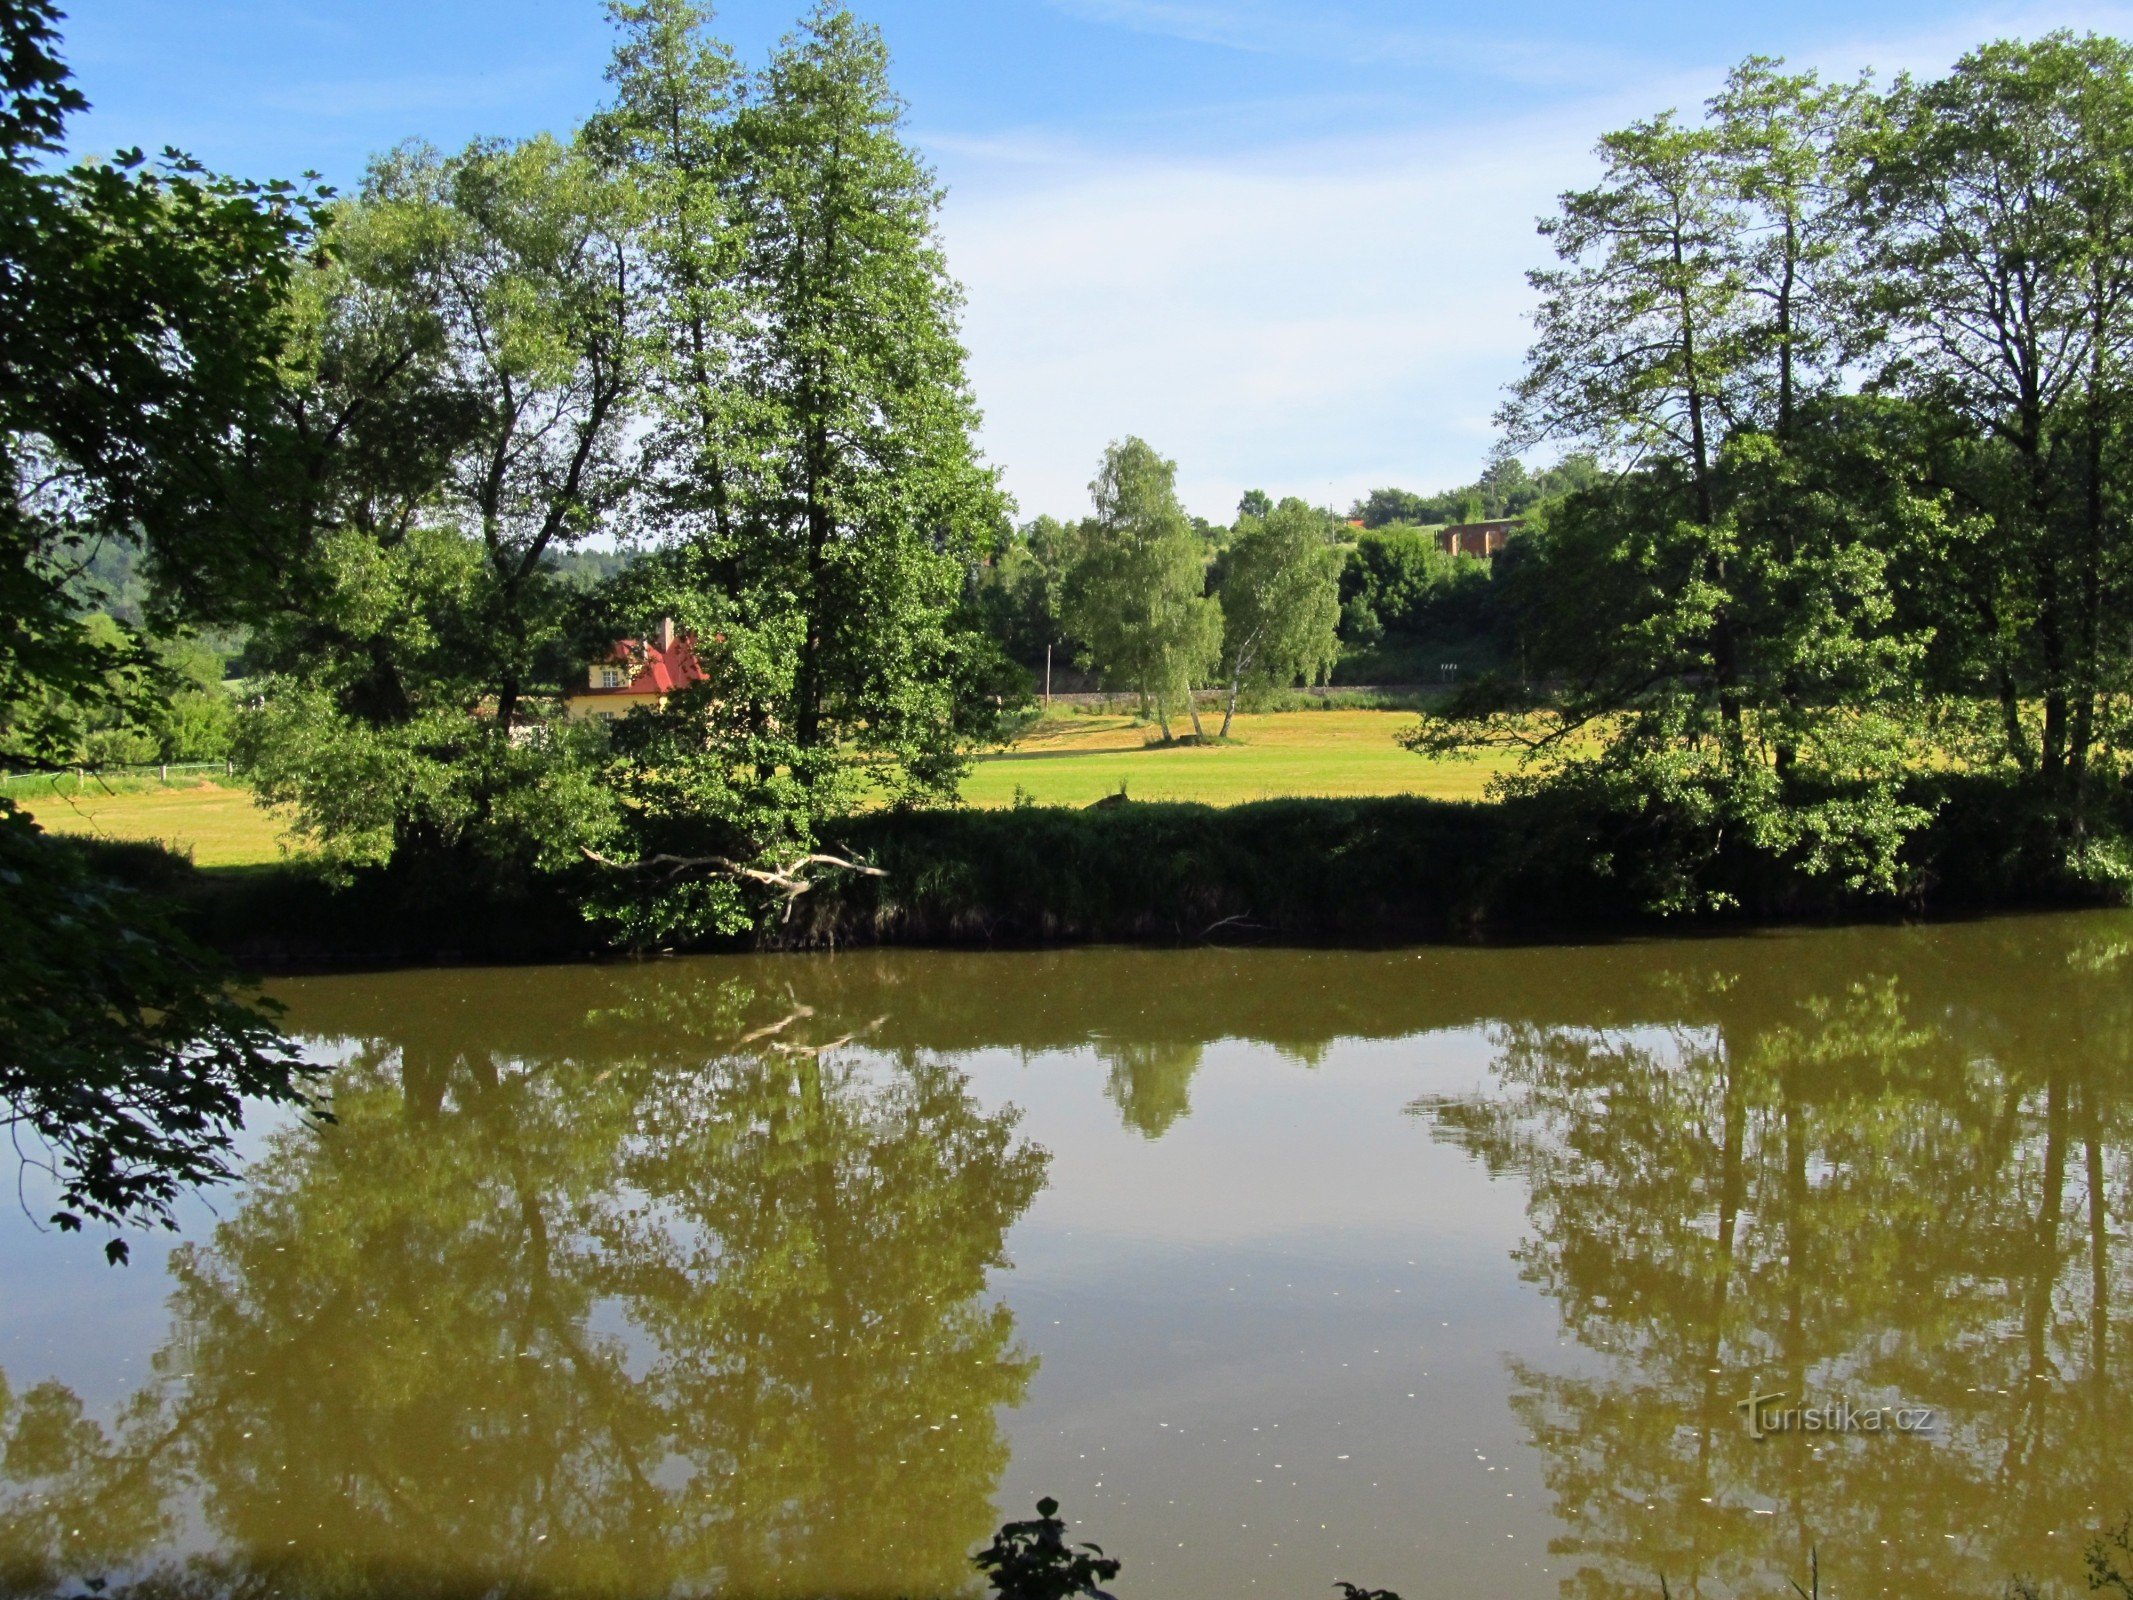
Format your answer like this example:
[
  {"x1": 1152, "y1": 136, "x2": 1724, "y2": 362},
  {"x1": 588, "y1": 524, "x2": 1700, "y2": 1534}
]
[
  {"x1": 0, "y1": 975, "x2": 1048, "y2": 1600},
  {"x1": 8, "y1": 930, "x2": 2133, "y2": 1598},
  {"x1": 1416, "y1": 932, "x2": 2133, "y2": 1599}
]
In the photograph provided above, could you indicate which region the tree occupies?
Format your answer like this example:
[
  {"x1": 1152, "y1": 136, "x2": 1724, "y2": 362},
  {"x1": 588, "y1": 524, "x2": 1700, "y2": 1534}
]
[
  {"x1": 1421, "y1": 67, "x2": 1937, "y2": 911},
  {"x1": 1505, "y1": 110, "x2": 1752, "y2": 534},
  {"x1": 1236, "y1": 487, "x2": 1273, "y2": 520},
  {"x1": 577, "y1": 5, "x2": 1013, "y2": 941},
  {"x1": 970, "y1": 514, "x2": 1075, "y2": 667},
  {"x1": 1349, "y1": 486, "x2": 1429, "y2": 528},
  {"x1": 1059, "y1": 438, "x2": 1222, "y2": 740},
  {"x1": 1711, "y1": 58, "x2": 1869, "y2": 444},
  {"x1": 1211, "y1": 496, "x2": 1341, "y2": 735},
  {"x1": 1337, "y1": 529, "x2": 1491, "y2": 644},
  {"x1": 1859, "y1": 35, "x2": 2133, "y2": 819},
  {"x1": 0, "y1": 0, "x2": 319, "y2": 1258},
  {"x1": 725, "y1": 3, "x2": 1004, "y2": 784},
  {"x1": 237, "y1": 133, "x2": 639, "y2": 880}
]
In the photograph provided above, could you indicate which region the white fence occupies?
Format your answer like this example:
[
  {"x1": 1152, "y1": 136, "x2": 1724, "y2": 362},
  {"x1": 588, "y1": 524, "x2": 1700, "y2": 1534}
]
[{"x1": 1, "y1": 759, "x2": 235, "y2": 789}]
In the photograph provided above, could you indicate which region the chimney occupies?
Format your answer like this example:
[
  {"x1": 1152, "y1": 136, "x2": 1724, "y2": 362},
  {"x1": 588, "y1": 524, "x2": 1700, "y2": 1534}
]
[{"x1": 657, "y1": 616, "x2": 677, "y2": 652}]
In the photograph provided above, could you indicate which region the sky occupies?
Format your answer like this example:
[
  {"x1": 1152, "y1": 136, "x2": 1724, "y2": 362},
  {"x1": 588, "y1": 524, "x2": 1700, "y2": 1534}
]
[{"x1": 58, "y1": 0, "x2": 2133, "y2": 522}]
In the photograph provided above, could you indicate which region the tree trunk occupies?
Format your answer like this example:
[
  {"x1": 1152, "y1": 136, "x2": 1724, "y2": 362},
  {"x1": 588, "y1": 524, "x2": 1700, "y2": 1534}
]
[
  {"x1": 1220, "y1": 670, "x2": 1241, "y2": 739},
  {"x1": 2070, "y1": 295, "x2": 2108, "y2": 807},
  {"x1": 1674, "y1": 231, "x2": 1741, "y2": 751},
  {"x1": 2086, "y1": 1085, "x2": 2108, "y2": 1394}
]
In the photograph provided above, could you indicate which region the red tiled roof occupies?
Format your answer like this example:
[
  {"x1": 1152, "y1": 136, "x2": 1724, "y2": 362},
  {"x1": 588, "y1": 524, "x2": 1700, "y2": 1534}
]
[{"x1": 585, "y1": 634, "x2": 709, "y2": 697}]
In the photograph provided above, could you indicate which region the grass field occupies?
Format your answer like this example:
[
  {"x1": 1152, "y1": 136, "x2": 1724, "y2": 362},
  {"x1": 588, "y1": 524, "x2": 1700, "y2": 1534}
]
[
  {"x1": 17, "y1": 779, "x2": 293, "y2": 868},
  {"x1": 957, "y1": 707, "x2": 1513, "y2": 808},
  {"x1": 13, "y1": 709, "x2": 1513, "y2": 869}
]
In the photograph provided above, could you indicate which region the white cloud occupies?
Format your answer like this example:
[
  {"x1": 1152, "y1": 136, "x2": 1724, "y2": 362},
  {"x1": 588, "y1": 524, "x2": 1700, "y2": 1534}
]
[
  {"x1": 1043, "y1": 0, "x2": 1651, "y2": 87},
  {"x1": 937, "y1": 99, "x2": 1650, "y2": 521},
  {"x1": 938, "y1": 0, "x2": 2133, "y2": 522}
]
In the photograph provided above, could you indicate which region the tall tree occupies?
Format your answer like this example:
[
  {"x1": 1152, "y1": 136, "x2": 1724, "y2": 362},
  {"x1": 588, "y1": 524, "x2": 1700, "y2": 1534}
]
[
  {"x1": 1504, "y1": 111, "x2": 1750, "y2": 531},
  {"x1": 1060, "y1": 438, "x2": 1222, "y2": 741},
  {"x1": 1212, "y1": 496, "x2": 1341, "y2": 736},
  {"x1": 1711, "y1": 58, "x2": 1868, "y2": 445},
  {"x1": 239, "y1": 134, "x2": 639, "y2": 876},
  {"x1": 586, "y1": 0, "x2": 745, "y2": 557},
  {"x1": 1859, "y1": 34, "x2": 2133, "y2": 811},
  {"x1": 0, "y1": 0, "x2": 318, "y2": 1256},
  {"x1": 728, "y1": 3, "x2": 1003, "y2": 786},
  {"x1": 577, "y1": 3, "x2": 1012, "y2": 942},
  {"x1": 1425, "y1": 71, "x2": 1939, "y2": 910}
]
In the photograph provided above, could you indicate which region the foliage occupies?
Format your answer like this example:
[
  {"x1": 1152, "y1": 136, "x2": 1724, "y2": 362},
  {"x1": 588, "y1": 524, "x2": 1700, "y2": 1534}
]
[
  {"x1": 1212, "y1": 496, "x2": 1342, "y2": 734},
  {"x1": 0, "y1": 0, "x2": 324, "y2": 1255},
  {"x1": 229, "y1": 132, "x2": 641, "y2": 885},
  {"x1": 1858, "y1": 34, "x2": 2133, "y2": 812},
  {"x1": 1059, "y1": 437, "x2": 1223, "y2": 740},
  {"x1": 974, "y1": 1498, "x2": 1121, "y2": 1600},
  {"x1": 0, "y1": 811, "x2": 311, "y2": 1262},
  {"x1": 1409, "y1": 54, "x2": 2002, "y2": 911},
  {"x1": 1336, "y1": 528, "x2": 1493, "y2": 645},
  {"x1": 1347, "y1": 455, "x2": 1598, "y2": 528},
  {"x1": 20, "y1": 616, "x2": 241, "y2": 767},
  {"x1": 557, "y1": 4, "x2": 1010, "y2": 944},
  {"x1": 969, "y1": 513, "x2": 1078, "y2": 666}
]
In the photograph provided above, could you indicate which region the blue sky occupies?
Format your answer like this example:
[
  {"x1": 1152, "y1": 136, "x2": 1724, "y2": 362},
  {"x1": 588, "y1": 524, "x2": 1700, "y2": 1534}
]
[{"x1": 61, "y1": 0, "x2": 2133, "y2": 520}]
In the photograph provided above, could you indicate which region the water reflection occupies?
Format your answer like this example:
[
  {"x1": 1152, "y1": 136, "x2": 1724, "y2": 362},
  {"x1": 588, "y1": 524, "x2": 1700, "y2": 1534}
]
[
  {"x1": 1414, "y1": 927, "x2": 2133, "y2": 1598},
  {"x1": 4, "y1": 925, "x2": 2133, "y2": 1597},
  {"x1": 1100, "y1": 1040, "x2": 1204, "y2": 1138},
  {"x1": 2, "y1": 986, "x2": 1047, "y2": 1599}
]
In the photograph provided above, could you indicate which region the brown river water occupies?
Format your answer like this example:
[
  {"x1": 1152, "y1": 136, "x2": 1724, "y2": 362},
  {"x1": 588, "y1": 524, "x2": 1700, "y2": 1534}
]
[{"x1": 6, "y1": 913, "x2": 2133, "y2": 1599}]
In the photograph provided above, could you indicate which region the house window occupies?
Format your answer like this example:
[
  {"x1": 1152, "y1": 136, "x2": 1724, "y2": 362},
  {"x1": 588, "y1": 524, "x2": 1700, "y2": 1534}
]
[{"x1": 598, "y1": 666, "x2": 622, "y2": 688}]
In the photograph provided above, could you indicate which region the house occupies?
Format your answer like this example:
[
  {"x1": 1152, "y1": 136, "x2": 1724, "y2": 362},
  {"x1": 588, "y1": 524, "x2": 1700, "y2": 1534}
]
[
  {"x1": 1435, "y1": 519, "x2": 1522, "y2": 558},
  {"x1": 562, "y1": 617, "x2": 707, "y2": 722}
]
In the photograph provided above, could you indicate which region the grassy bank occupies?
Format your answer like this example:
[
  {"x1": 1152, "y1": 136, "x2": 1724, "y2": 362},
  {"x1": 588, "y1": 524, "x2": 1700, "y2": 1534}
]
[
  {"x1": 125, "y1": 775, "x2": 2129, "y2": 970},
  {"x1": 958, "y1": 708, "x2": 1509, "y2": 807},
  {"x1": 15, "y1": 710, "x2": 1502, "y2": 869},
  {"x1": 16, "y1": 777, "x2": 287, "y2": 868}
]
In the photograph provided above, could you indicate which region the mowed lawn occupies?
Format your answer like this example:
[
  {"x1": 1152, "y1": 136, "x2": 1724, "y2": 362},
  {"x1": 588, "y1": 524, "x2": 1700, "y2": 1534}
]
[
  {"x1": 13, "y1": 711, "x2": 1511, "y2": 866},
  {"x1": 17, "y1": 781, "x2": 291, "y2": 868},
  {"x1": 958, "y1": 708, "x2": 1514, "y2": 808}
]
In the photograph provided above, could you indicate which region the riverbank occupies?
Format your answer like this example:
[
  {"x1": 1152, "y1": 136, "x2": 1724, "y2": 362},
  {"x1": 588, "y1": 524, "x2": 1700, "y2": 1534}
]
[
  {"x1": 90, "y1": 776, "x2": 2128, "y2": 971},
  {"x1": 17, "y1": 709, "x2": 1502, "y2": 867}
]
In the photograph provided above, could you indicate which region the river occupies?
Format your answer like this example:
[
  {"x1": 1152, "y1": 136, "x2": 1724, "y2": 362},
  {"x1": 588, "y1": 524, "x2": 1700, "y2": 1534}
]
[{"x1": 4, "y1": 913, "x2": 2130, "y2": 1598}]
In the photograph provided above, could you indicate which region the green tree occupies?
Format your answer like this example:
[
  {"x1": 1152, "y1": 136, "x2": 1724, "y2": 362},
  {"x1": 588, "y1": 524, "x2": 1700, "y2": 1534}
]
[
  {"x1": 725, "y1": 4, "x2": 1004, "y2": 785},
  {"x1": 238, "y1": 133, "x2": 638, "y2": 879},
  {"x1": 0, "y1": 0, "x2": 317, "y2": 1258},
  {"x1": 1421, "y1": 68, "x2": 1936, "y2": 911},
  {"x1": 1211, "y1": 496, "x2": 1341, "y2": 735},
  {"x1": 1712, "y1": 58, "x2": 1869, "y2": 443},
  {"x1": 970, "y1": 514, "x2": 1076, "y2": 667},
  {"x1": 581, "y1": 4, "x2": 1013, "y2": 940},
  {"x1": 1060, "y1": 438, "x2": 1222, "y2": 740},
  {"x1": 1337, "y1": 529, "x2": 1491, "y2": 642},
  {"x1": 1859, "y1": 35, "x2": 2133, "y2": 824}
]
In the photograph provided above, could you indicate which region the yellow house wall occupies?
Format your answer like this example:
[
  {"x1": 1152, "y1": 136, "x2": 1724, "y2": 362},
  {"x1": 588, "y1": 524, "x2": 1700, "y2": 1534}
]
[{"x1": 563, "y1": 691, "x2": 668, "y2": 722}]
